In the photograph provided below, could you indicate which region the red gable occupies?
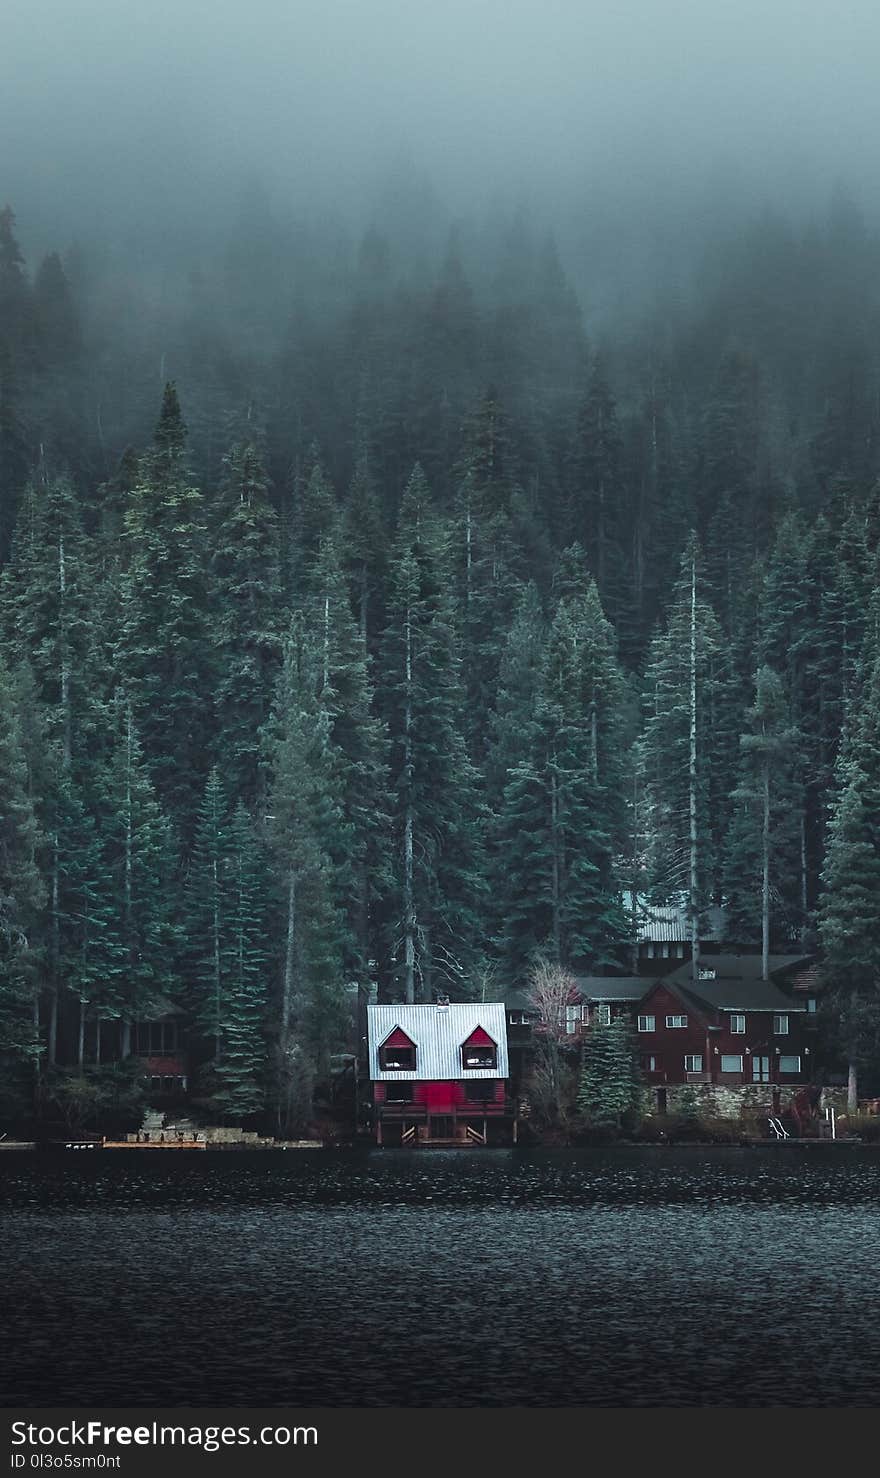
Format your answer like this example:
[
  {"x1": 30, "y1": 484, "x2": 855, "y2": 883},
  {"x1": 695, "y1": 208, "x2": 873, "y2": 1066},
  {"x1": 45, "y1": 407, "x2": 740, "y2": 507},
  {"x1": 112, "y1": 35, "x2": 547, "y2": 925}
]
[
  {"x1": 462, "y1": 1026, "x2": 496, "y2": 1047},
  {"x1": 382, "y1": 1027, "x2": 417, "y2": 1049}
]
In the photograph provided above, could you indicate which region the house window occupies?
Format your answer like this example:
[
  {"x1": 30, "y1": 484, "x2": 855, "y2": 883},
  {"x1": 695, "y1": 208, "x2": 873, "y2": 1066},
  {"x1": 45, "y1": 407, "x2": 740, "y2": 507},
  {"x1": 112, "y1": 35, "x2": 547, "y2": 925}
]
[
  {"x1": 461, "y1": 1045, "x2": 497, "y2": 1070},
  {"x1": 137, "y1": 1021, "x2": 178, "y2": 1054},
  {"x1": 684, "y1": 1054, "x2": 703, "y2": 1073},
  {"x1": 660, "y1": 942, "x2": 671, "y2": 958},
  {"x1": 637, "y1": 1014, "x2": 656, "y2": 1033},
  {"x1": 773, "y1": 1014, "x2": 789, "y2": 1035},
  {"x1": 806, "y1": 997, "x2": 817, "y2": 1014},
  {"x1": 385, "y1": 1081, "x2": 414, "y2": 1103},
  {"x1": 379, "y1": 1044, "x2": 416, "y2": 1071},
  {"x1": 465, "y1": 1080, "x2": 496, "y2": 1103},
  {"x1": 720, "y1": 1055, "x2": 743, "y2": 1073},
  {"x1": 597, "y1": 1003, "x2": 612, "y2": 1027},
  {"x1": 508, "y1": 1011, "x2": 531, "y2": 1026},
  {"x1": 730, "y1": 1014, "x2": 746, "y2": 1034},
  {"x1": 698, "y1": 967, "x2": 716, "y2": 980},
  {"x1": 666, "y1": 1015, "x2": 688, "y2": 1029},
  {"x1": 779, "y1": 1055, "x2": 801, "y2": 1074},
  {"x1": 565, "y1": 1004, "x2": 583, "y2": 1034},
  {"x1": 640, "y1": 1054, "x2": 657, "y2": 1073}
]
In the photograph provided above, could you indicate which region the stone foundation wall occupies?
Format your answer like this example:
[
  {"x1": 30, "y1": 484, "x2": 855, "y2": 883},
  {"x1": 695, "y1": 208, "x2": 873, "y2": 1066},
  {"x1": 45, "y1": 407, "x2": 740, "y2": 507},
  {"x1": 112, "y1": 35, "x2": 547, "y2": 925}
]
[{"x1": 642, "y1": 1083, "x2": 801, "y2": 1120}]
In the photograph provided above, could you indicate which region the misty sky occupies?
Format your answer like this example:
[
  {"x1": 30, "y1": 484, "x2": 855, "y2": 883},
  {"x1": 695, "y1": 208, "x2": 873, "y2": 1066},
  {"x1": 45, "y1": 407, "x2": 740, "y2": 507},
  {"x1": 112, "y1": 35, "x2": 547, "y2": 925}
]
[{"x1": 3, "y1": 1, "x2": 879, "y2": 260}]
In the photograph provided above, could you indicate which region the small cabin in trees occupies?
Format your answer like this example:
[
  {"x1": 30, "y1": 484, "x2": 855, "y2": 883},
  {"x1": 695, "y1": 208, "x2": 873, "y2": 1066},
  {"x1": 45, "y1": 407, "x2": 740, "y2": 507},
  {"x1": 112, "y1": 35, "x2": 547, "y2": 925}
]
[
  {"x1": 132, "y1": 995, "x2": 189, "y2": 1102},
  {"x1": 367, "y1": 1000, "x2": 512, "y2": 1145}
]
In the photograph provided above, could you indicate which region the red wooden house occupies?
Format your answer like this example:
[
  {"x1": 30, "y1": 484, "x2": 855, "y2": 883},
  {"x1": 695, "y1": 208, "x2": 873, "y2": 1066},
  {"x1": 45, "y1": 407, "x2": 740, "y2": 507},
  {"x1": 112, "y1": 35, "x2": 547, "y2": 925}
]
[
  {"x1": 367, "y1": 1000, "x2": 513, "y2": 1145},
  {"x1": 630, "y1": 955, "x2": 813, "y2": 1103}
]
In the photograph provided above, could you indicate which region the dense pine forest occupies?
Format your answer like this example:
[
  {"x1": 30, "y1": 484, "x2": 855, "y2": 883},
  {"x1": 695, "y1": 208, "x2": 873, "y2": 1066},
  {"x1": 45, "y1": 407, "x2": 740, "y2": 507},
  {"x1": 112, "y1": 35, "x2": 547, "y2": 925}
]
[{"x1": 2, "y1": 186, "x2": 880, "y2": 1131}]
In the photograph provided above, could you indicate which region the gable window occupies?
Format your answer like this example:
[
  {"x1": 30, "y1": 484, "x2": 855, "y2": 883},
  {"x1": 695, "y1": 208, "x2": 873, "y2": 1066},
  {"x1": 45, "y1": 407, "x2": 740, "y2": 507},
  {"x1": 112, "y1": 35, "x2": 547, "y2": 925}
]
[
  {"x1": 773, "y1": 1014, "x2": 789, "y2": 1035},
  {"x1": 379, "y1": 1044, "x2": 416, "y2": 1071},
  {"x1": 460, "y1": 1027, "x2": 498, "y2": 1071},
  {"x1": 720, "y1": 1054, "x2": 743, "y2": 1073},
  {"x1": 684, "y1": 1054, "x2": 703, "y2": 1073},
  {"x1": 779, "y1": 1055, "x2": 801, "y2": 1074},
  {"x1": 462, "y1": 1045, "x2": 497, "y2": 1070},
  {"x1": 666, "y1": 1014, "x2": 687, "y2": 1029},
  {"x1": 637, "y1": 1014, "x2": 656, "y2": 1033},
  {"x1": 730, "y1": 1014, "x2": 746, "y2": 1034}
]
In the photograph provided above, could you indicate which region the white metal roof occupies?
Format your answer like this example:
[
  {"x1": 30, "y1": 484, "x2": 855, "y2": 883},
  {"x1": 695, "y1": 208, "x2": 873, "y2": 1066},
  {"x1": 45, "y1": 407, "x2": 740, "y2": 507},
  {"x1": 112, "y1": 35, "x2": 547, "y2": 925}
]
[
  {"x1": 622, "y1": 891, "x2": 726, "y2": 943},
  {"x1": 367, "y1": 1002, "x2": 509, "y2": 1081}
]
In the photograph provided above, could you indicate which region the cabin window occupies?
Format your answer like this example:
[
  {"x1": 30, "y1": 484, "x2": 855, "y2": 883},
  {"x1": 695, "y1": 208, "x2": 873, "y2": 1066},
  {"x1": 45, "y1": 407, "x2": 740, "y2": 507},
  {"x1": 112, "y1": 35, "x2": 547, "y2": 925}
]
[
  {"x1": 730, "y1": 1014, "x2": 746, "y2": 1034},
  {"x1": 637, "y1": 1014, "x2": 656, "y2": 1033},
  {"x1": 773, "y1": 1014, "x2": 789, "y2": 1035},
  {"x1": 466, "y1": 1080, "x2": 496, "y2": 1102},
  {"x1": 461, "y1": 1044, "x2": 497, "y2": 1070},
  {"x1": 666, "y1": 1015, "x2": 687, "y2": 1029},
  {"x1": 597, "y1": 1004, "x2": 612, "y2": 1027},
  {"x1": 779, "y1": 1055, "x2": 801, "y2": 1074},
  {"x1": 720, "y1": 1055, "x2": 743, "y2": 1073},
  {"x1": 640, "y1": 1054, "x2": 657, "y2": 1072},
  {"x1": 565, "y1": 1004, "x2": 583, "y2": 1034},
  {"x1": 379, "y1": 1044, "x2": 416, "y2": 1071},
  {"x1": 684, "y1": 1054, "x2": 703, "y2": 1073},
  {"x1": 385, "y1": 1081, "x2": 414, "y2": 1103},
  {"x1": 137, "y1": 1021, "x2": 178, "y2": 1054},
  {"x1": 145, "y1": 1074, "x2": 186, "y2": 1096}
]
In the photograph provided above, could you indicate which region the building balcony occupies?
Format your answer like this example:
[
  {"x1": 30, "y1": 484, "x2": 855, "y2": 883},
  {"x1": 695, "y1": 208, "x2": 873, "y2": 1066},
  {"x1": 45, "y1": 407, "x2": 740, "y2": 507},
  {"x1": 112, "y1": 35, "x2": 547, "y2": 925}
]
[{"x1": 376, "y1": 1098, "x2": 515, "y2": 1120}]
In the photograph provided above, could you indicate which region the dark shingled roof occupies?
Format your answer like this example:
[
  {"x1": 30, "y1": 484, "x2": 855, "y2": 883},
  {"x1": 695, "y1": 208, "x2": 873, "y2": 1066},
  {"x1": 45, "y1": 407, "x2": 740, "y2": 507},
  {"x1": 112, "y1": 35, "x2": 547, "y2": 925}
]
[
  {"x1": 573, "y1": 977, "x2": 647, "y2": 1002},
  {"x1": 659, "y1": 955, "x2": 812, "y2": 1013},
  {"x1": 504, "y1": 989, "x2": 540, "y2": 1012}
]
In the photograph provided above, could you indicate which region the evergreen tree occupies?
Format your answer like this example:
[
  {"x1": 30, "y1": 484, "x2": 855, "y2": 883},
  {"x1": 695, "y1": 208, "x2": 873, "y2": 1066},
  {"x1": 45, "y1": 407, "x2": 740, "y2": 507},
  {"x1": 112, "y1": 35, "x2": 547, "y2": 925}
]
[
  {"x1": 577, "y1": 1018, "x2": 640, "y2": 1130},
  {"x1": 0, "y1": 657, "x2": 46, "y2": 1116},
  {"x1": 494, "y1": 571, "x2": 628, "y2": 981},
  {"x1": 94, "y1": 703, "x2": 180, "y2": 1059},
  {"x1": 378, "y1": 464, "x2": 486, "y2": 1001},
  {"x1": 818, "y1": 653, "x2": 880, "y2": 1106},
  {"x1": 723, "y1": 667, "x2": 802, "y2": 966},
  {"x1": 116, "y1": 384, "x2": 215, "y2": 827},
  {"x1": 264, "y1": 615, "x2": 349, "y2": 1129},
  {"x1": 640, "y1": 540, "x2": 726, "y2": 969},
  {"x1": 210, "y1": 439, "x2": 283, "y2": 806},
  {"x1": 185, "y1": 771, "x2": 268, "y2": 1119},
  {"x1": 569, "y1": 357, "x2": 630, "y2": 639}
]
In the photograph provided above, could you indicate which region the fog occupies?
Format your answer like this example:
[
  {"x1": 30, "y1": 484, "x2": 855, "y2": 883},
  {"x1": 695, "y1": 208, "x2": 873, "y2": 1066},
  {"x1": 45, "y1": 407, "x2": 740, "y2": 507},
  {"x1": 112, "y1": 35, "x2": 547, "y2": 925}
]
[{"x1": 4, "y1": 0, "x2": 880, "y2": 291}]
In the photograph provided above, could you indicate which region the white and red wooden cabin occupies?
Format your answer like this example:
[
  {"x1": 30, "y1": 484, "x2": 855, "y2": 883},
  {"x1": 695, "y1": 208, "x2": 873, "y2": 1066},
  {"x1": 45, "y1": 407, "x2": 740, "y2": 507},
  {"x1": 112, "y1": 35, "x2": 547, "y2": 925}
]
[{"x1": 367, "y1": 1000, "x2": 513, "y2": 1146}]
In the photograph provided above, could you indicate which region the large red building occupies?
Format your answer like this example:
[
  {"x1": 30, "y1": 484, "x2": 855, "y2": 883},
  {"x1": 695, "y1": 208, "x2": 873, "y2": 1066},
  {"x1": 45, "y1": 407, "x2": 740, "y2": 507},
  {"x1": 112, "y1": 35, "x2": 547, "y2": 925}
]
[
  {"x1": 505, "y1": 952, "x2": 818, "y2": 1117},
  {"x1": 367, "y1": 1000, "x2": 514, "y2": 1146}
]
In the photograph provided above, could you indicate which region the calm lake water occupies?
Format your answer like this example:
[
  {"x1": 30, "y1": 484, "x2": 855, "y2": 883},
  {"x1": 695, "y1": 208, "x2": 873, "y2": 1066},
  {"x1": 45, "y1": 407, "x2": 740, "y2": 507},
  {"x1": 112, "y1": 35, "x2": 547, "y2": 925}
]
[{"x1": 3, "y1": 1146, "x2": 880, "y2": 1407}]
